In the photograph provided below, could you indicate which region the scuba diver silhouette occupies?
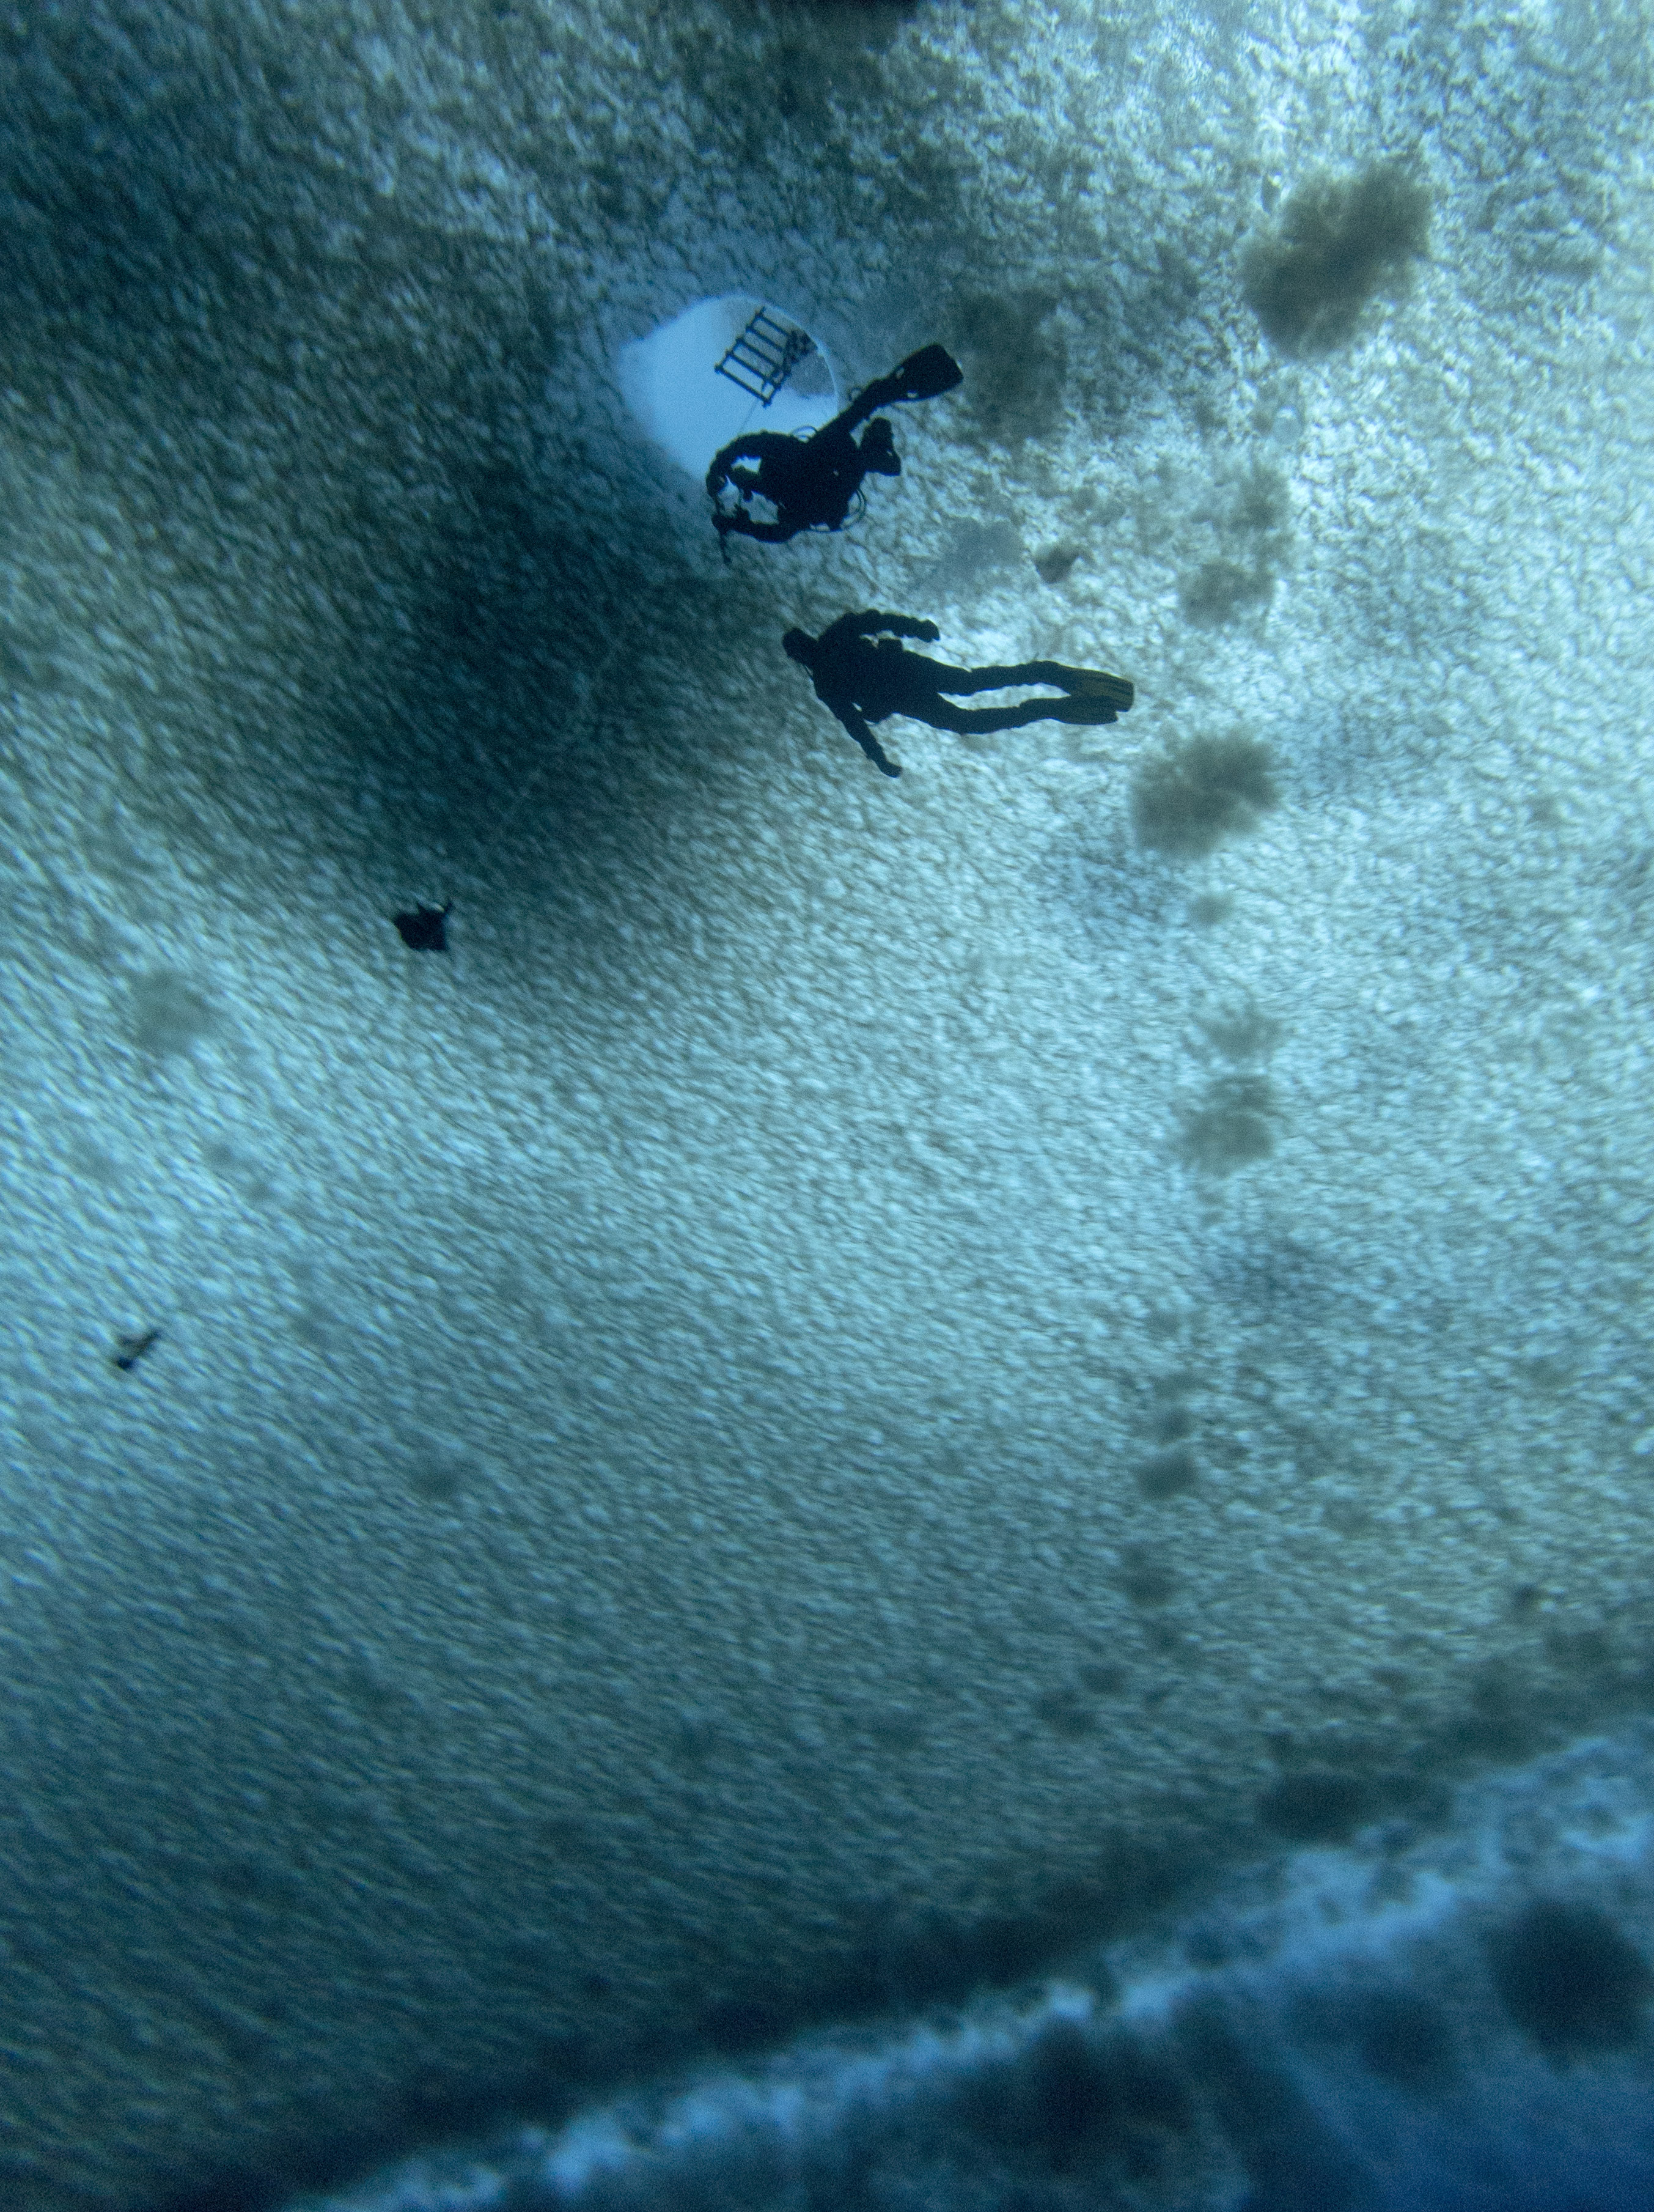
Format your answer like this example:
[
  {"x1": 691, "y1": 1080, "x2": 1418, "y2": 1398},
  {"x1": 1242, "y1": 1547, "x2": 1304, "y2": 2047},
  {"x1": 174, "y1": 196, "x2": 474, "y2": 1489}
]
[
  {"x1": 783, "y1": 612, "x2": 1134, "y2": 778},
  {"x1": 707, "y1": 344, "x2": 963, "y2": 547}
]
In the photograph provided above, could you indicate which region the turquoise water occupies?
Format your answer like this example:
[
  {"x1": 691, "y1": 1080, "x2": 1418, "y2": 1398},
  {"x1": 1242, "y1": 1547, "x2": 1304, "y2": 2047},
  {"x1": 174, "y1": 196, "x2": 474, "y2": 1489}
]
[{"x1": 1, "y1": 1, "x2": 1650, "y2": 2206}]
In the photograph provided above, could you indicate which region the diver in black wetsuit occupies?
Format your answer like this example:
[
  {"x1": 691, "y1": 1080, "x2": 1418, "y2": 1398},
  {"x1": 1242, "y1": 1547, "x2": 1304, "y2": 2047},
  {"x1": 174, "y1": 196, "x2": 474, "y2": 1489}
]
[
  {"x1": 707, "y1": 344, "x2": 963, "y2": 547},
  {"x1": 782, "y1": 612, "x2": 1134, "y2": 778}
]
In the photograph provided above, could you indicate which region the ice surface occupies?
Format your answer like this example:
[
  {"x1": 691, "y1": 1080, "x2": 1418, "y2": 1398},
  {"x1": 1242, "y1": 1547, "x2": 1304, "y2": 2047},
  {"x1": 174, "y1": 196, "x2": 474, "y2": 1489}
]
[
  {"x1": 287, "y1": 1730, "x2": 1654, "y2": 2212},
  {"x1": 617, "y1": 294, "x2": 838, "y2": 479},
  {"x1": 0, "y1": 0, "x2": 1651, "y2": 2205}
]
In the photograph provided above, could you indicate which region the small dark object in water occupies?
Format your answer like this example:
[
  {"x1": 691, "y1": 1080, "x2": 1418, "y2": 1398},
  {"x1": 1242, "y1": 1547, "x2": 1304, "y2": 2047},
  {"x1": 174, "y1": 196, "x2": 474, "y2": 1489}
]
[
  {"x1": 112, "y1": 1327, "x2": 161, "y2": 1372},
  {"x1": 394, "y1": 902, "x2": 452, "y2": 952},
  {"x1": 1034, "y1": 542, "x2": 1082, "y2": 584},
  {"x1": 783, "y1": 611, "x2": 1133, "y2": 777},
  {"x1": 707, "y1": 344, "x2": 961, "y2": 547}
]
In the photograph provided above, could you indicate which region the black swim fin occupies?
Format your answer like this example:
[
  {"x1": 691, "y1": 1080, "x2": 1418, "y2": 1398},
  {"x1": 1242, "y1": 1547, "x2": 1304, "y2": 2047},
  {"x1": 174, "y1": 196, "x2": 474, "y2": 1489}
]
[
  {"x1": 1068, "y1": 671, "x2": 1135, "y2": 713},
  {"x1": 891, "y1": 344, "x2": 963, "y2": 402}
]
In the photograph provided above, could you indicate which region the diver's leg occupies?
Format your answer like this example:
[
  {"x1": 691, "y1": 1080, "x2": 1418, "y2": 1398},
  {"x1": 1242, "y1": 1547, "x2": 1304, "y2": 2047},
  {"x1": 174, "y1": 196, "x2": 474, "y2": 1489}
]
[
  {"x1": 1043, "y1": 692, "x2": 1124, "y2": 723},
  {"x1": 935, "y1": 660, "x2": 1074, "y2": 695},
  {"x1": 935, "y1": 662, "x2": 1133, "y2": 711},
  {"x1": 922, "y1": 695, "x2": 1120, "y2": 735},
  {"x1": 856, "y1": 419, "x2": 900, "y2": 477},
  {"x1": 836, "y1": 372, "x2": 909, "y2": 432},
  {"x1": 918, "y1": 699, "x2": 1055, "y2": 735}
]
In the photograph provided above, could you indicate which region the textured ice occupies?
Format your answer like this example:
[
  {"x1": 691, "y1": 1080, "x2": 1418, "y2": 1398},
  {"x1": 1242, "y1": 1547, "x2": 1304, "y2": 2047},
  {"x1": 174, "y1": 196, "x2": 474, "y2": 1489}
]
[
  {"x1": 286, "y1": 1730, "x2": 1654, "y2": 2211},
  {"x1": 0, "y1": 0, "x2": 1652, "y2": 2205}
]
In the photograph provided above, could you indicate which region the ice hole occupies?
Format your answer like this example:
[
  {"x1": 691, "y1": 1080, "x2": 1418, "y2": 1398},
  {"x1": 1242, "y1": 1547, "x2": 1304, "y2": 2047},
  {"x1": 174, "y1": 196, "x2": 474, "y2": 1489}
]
[{"x1": 618, "y1": 294, "x2": 839, "y2": 481}]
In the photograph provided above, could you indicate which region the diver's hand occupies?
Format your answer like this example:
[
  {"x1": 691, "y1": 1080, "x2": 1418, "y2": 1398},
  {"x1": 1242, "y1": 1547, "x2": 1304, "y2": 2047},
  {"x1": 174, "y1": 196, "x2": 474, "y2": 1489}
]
[{"x1": 855, "y1": 730, "x2": 901, "y2": 778}]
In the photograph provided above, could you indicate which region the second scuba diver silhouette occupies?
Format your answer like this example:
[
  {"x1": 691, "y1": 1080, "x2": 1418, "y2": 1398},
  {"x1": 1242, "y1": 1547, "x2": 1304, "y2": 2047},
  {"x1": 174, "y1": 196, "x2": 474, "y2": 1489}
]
[
  {"x1": 784, "y1": 611, "x2": 1134, "y2": 778},
  {"x1": 707, "y1": 344, "x2": 963, "y2": 546}
]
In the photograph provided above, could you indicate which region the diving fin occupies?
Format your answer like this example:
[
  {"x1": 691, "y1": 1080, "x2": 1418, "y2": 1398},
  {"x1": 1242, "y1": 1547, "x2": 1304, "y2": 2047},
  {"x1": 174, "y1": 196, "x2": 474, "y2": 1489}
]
[
  {"x1": 1068, "y1": 671, "x2": 1135, "y2": 713},
  {"x1": 891, "y1": 343, "x2": 963, "y2": 402}
]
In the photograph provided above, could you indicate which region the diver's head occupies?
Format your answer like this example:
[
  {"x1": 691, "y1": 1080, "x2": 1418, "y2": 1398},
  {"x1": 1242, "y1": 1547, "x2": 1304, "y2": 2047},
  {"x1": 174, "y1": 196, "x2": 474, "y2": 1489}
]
[{"x1": 782, "y1": 627, "x2": 817, "y2": 666}]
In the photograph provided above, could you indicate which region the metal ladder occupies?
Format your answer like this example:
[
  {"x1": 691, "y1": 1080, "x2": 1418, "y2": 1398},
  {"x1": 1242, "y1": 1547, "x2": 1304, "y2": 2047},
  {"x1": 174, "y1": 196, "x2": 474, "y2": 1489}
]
[{"x1": 714, "y1": 306, "x2": 816, "y2": 406}]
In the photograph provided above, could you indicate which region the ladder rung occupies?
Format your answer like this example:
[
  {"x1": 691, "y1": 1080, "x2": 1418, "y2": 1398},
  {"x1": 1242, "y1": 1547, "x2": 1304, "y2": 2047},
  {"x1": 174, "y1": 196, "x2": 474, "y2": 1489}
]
[{"x1": 715, "y1": 309, "x2": 815, "y2": 407}]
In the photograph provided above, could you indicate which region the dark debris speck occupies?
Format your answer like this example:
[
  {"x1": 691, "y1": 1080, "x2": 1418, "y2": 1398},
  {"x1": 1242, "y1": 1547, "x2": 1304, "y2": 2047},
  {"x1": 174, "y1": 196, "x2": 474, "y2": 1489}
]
[{"x1": 394, "y1": 902, "x2": 452, "y2": 952}]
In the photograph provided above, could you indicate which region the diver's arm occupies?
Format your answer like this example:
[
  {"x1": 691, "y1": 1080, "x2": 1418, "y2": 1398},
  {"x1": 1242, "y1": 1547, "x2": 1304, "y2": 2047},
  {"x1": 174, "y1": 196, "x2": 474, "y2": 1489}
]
[
  {"x1": 818, "y1": 611, "x2": 883, "y2": 645},
  {"x1": 832, "y1": 610, "x2": 936, "y2": 641},
  {"x1": 705, "y1": 433, "x2": 779, "y2": 498},
  {"x1": 705, "y1": 445, "x2": 740, "y2": 499},
  {"x1": 823, "y1": 695, "x2": 900, "y2": 778},
  {"x1": 862, "y1": 611, "x2": 942, "y2": 642},
  {"x1": 715, "y1": 510, "x2": 795, "y2": 545}
]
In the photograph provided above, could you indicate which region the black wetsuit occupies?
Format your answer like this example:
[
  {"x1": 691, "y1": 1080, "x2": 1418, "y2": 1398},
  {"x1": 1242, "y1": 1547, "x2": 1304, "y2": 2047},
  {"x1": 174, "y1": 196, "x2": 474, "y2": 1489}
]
[
  {"x1": 784, "y1": 612, "x2": 1134, "y2": 777},
  {"x1": 707, "y1": 345, "x2": 961, "y2": 545}
]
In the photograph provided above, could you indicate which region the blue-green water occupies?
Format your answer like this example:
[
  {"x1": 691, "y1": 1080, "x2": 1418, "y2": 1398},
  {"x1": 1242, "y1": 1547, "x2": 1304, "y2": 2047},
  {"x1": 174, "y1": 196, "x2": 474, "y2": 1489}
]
[{"x1": 1, "y1": 1, "x2": 1651, "y2": 2206}]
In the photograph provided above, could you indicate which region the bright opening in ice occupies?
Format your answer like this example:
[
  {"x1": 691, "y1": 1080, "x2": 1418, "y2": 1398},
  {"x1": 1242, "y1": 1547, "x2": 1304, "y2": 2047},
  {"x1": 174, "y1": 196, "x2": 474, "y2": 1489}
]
[{"x1": 617, "y1": 293, "x2": 839, "y2": 481}]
